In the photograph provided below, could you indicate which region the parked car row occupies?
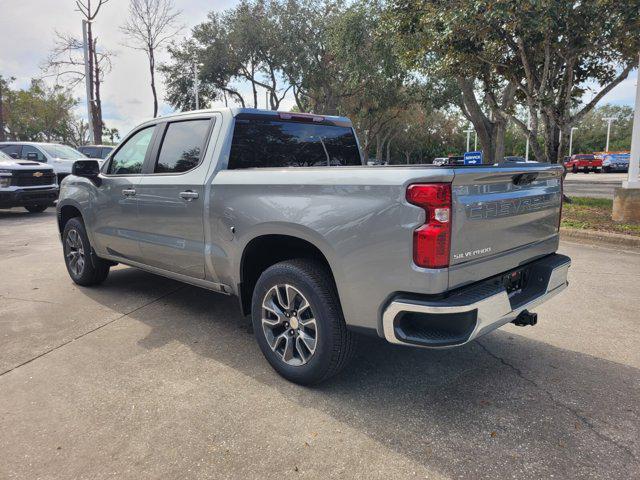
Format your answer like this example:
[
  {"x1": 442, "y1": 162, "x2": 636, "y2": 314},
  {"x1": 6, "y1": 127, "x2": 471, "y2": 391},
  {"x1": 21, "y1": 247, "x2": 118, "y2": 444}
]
[
  {"x1": 562, "y1": 152, "x2": 630, "y2": 174},
  {"x1": 0, "y1": 142, "x2": 115, "y2": 213},
  {"x1": 0, "y1": 142, "x2": 111, "y2": 182}
]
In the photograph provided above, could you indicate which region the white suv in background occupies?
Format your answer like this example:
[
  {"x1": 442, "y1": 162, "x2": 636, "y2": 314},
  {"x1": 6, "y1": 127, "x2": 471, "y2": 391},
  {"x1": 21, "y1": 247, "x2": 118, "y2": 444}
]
[{"x1": 0, "y1": 142, "x2": 103, "y2": 181}]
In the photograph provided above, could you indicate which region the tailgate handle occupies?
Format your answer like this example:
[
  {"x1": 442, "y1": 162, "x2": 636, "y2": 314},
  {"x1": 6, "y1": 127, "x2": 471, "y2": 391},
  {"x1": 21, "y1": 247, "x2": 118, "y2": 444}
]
[{"x1": 512, "y1": 173, "x2": 538, "y2": 186}]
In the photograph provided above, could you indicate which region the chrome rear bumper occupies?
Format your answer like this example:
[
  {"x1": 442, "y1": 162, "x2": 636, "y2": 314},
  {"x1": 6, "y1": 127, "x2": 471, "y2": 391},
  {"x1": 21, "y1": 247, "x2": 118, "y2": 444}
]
[{"x1": 382, "y1": 254, "x2": 570, "y2": 348}]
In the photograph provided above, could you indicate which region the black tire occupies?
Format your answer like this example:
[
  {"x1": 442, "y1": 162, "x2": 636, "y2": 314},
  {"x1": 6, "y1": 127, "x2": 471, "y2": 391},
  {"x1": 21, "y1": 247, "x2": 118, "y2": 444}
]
[
  {"x1": 603, "y1": 166, "x2": 611, "y2": 173},
  {"x1": 571, "y1": 165, "x2": 578, "y2": 173},
  {"x1": 251, "y1": 259, "x2": 356, "y2": 385},
  {"x1": 25, "y1": 205, "x2": 48, "y2": 213},
  {"x1": 62, "y1": 217, "x2": 110, "y2": 286}
]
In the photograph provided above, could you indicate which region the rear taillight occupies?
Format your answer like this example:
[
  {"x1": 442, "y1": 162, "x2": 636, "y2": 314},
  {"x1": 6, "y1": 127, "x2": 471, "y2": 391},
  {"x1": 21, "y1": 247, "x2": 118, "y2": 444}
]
[{"x1": 406, "y1": 183, "x2": 452, "y2": 269}]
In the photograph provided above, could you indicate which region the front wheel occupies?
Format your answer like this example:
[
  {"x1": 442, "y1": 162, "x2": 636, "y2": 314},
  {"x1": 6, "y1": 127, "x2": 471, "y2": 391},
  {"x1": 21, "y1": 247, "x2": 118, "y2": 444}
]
[
  {"x1": 603, "y1": 166, "x2": 612, "y2": 173},
  {"x1": 25, "y1": 205, "x2": 48, "y2": 213},
  {"x1": 62, "y1": 217, "x2": 110, "y2": 286},
  {"x1": 571, "y1": 165, "x2": 578, "y2": 173},
  {"x1": 251, "y1": 259, "x2": 356, "y2": 385}
]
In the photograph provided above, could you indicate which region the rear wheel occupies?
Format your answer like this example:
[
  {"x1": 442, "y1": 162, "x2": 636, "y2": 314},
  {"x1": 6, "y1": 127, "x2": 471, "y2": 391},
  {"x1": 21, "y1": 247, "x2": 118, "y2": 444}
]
[
  {"x1": 62, "y1": 217, "x2": 110, "y2": 286},
  {"x1": 25, "y1": 205, "x2": 48, "y2": 213},
  {"x1": 251, "y1": 259, "x2": 356, "y2": 385},
  {"x1": 603, "y1": 166, "x2": 612, "y2": 173}
]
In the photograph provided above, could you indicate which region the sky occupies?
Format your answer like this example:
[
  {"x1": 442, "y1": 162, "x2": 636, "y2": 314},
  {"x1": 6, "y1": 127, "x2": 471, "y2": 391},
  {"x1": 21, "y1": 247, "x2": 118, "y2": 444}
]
[{"x1": 0, "y1": 0, "x2": 637, "y2": 140}]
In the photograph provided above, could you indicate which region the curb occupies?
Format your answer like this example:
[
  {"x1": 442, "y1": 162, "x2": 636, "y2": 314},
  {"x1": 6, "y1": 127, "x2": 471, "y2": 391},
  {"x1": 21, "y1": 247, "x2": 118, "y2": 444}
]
[{"x1": 560, "y1": 227, "x2": 640, "y2": 250}]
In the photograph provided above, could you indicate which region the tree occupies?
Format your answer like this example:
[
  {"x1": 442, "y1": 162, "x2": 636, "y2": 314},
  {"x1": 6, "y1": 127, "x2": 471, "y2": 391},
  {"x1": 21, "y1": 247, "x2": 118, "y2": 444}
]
[
  {"x1": 121, "y1": 0, "x2": 182, "y2": 117},
  {"x1": 2, "y1": 80, "x2": 77, "y2": 142},
  {"x1": 0, "y1": 75, "x2": 15, "y2": 142},
  {"x1": 389, "y1": 0, "x2": 640, "y2": 163},
  {"x1": 161, "y1": 0, "x2": 291, "y2": 110},
  {"x1": 43, "y1": 0, "x2": 113, "y2": 143}
]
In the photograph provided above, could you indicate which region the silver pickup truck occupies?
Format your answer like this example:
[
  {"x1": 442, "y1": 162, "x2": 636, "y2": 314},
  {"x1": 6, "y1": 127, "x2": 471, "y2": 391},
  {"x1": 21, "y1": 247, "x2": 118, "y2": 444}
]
[{"x1": 56, "y1": 108, "x2": 570, "y2": 384}]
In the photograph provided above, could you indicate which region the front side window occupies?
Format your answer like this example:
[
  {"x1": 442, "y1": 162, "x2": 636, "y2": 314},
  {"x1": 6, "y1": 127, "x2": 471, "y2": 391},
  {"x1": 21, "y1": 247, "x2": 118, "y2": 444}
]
[
  {"x1": 21, "y1": 145, "x2": 46, "y2": 161},
  {"x1": 154, "y1": 119, "x2": 211, "y2": 173},
  {"x1": 107, "y1": 126, "x2": 155, "y2": 175},
  {"x1": 228, "y1": 119, "x2": 362, "y2": 169}
]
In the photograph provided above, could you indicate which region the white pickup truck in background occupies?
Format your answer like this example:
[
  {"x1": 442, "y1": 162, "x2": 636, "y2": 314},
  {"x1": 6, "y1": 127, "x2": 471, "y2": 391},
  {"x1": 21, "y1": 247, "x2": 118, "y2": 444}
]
[
  {"x1": 0, "y1": 149, "x2": 58, "y2": 213},
  {"x1": 0, "y1": 141, "x2": 104, "y2": 182}
]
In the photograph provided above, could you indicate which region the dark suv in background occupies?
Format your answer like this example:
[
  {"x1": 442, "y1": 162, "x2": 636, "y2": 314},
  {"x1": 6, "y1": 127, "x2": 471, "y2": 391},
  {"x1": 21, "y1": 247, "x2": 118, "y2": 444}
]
[{"x1": 78, "y1": 145, "x2": 114, "y2": 159}]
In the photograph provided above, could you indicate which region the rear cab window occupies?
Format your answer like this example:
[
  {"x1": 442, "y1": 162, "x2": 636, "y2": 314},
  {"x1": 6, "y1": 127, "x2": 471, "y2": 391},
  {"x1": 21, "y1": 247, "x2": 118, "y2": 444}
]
[{"x1": 228, "y1": 114, "x2": 362, "y2": 169}]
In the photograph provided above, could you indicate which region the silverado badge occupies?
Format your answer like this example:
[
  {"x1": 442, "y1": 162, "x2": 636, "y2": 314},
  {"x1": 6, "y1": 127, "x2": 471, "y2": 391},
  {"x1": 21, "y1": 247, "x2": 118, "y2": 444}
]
[{"x1": 33, "y1": 171, "x2": 43, "y2": 177}]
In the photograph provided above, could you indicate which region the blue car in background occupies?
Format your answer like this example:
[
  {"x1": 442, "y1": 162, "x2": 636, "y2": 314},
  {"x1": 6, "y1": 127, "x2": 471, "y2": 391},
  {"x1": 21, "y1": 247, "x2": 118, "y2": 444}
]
[{"x1": 602, "y1": 153, "x2": 630, "y2": 173}]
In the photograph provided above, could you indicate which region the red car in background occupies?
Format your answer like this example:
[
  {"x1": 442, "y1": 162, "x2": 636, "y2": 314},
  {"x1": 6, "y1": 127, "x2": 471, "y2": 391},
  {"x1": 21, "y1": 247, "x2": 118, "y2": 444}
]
[{"x1": 564, "y1": 154, "x2": 602, "y2": 173}]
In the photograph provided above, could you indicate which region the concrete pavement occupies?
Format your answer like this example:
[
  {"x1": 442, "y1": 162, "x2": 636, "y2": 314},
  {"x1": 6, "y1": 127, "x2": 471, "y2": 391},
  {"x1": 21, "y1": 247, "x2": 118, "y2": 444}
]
[
  {"x1": 564, "y1": 172, "x2": 626, "y2": 199},
  {"x1": 1, "y1": 208, "x2": 639, "y2": 479}
]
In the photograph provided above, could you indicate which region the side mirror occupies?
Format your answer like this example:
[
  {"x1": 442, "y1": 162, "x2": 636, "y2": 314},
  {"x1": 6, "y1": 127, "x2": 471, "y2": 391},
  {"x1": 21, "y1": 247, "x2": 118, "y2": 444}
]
[
  {"x1": 72, "y1": 160, "x2": 101, "y2": 185},
  {"x1": 26, "y1": 152, "x2": 38, "y2": 160}
]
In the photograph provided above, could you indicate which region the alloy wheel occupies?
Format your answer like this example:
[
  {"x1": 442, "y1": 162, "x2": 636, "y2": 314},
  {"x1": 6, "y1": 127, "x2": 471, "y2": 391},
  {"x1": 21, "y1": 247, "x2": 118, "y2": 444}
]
[
  {"x1": 261, "y1": 284, "x2": 318, "y2": 366},
  {"x1": 65, "y1": 229, "x2": 85, "y2": 277}
]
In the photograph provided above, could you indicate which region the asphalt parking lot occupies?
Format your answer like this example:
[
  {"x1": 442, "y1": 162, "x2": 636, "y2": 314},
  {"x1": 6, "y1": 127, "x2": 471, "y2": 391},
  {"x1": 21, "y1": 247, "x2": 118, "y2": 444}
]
[{"x1": 1, "y1": 208, "x2": 639, "y2": 479}]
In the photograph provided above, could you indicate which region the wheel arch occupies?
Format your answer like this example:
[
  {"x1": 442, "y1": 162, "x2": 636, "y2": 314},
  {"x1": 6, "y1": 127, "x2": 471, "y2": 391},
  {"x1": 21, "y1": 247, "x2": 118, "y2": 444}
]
[
  {"x1": 57, "y1": 203, "x2": 83, "y2": 235},
  {"x1": 238, "y1": 234, "x2": 340, "y2": 316}
]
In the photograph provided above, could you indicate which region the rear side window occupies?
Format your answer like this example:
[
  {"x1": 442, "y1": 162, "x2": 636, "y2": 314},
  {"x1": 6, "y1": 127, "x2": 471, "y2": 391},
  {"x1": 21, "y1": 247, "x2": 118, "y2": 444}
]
[
  {"x1": 107, "y1": 126, "x2": 155, "y2": 175},
  {"x1": 228, "y1": 119, "x2": 362, "y2": 169},
  {"x1": 154, "y1": 119, "x2": 211, "y2": 173}
]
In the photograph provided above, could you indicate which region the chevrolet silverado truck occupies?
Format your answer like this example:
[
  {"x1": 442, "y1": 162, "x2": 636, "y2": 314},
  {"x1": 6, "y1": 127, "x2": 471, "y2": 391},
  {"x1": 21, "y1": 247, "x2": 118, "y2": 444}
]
[
  {"x1": 56, "y1": 108, "x2": 570, "y2": 384},
  {"x1": 0, "y1": 149, "x2": 58, "y2": 213}
]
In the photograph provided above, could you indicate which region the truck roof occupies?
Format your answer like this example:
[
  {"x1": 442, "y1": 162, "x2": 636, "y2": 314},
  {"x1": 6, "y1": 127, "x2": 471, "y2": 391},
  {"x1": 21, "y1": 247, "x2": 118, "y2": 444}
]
[{"x1": 150, "y1": 107, "x2": 353, "y2": 127}]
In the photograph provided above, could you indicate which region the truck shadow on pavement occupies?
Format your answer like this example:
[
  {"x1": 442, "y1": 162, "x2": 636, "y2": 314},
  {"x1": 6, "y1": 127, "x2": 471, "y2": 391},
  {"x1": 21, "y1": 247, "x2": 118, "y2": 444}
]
[{"x1": 83, "y1": 267, "x2": 640, "y2": 479}]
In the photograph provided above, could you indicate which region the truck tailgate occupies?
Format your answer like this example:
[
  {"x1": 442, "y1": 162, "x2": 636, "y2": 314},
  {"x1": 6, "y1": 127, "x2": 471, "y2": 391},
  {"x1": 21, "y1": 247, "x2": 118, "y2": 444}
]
[{"x1": 449, "y1": 164, "x2": 563, "y2": 286}]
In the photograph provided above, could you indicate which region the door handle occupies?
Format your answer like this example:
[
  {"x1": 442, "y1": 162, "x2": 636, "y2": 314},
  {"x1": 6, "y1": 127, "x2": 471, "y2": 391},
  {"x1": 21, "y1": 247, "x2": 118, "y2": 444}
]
[
  {"x1": 122, "y1": 188, "x2": 136, "y2": 197},
  {"x1": 179, "y1": 190, "x2": 199, "y2": 201}
]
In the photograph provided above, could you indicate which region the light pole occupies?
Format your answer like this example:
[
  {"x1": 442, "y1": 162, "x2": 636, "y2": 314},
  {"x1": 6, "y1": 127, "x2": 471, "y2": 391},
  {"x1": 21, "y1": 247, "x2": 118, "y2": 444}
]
[
  {"x1": 569, "y1": 127, "x2": 578, "y2": 157},
  {"x1": 464, "y1": 128, "x2": 474, "y2": 152},
  {"x1": 82, "y1": 19, "x2": 94, "y2": 143},
  {"x1": 622, "y1": 54, "x2": 640, "y2": 189},
  {"x1": 603, "y1": 117, "x2": 616, "y2": 152}
]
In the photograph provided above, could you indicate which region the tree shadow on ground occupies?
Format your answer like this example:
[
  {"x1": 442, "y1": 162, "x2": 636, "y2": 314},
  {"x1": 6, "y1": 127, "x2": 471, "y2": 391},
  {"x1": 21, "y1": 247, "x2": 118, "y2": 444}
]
[{"x1": 82, "y1": 267, "x2": 640, "y2": 480}]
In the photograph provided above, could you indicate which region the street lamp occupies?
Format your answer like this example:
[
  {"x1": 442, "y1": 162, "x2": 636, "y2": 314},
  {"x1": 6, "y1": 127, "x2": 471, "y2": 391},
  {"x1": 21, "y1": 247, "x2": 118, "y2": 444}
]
[
  {"x1": 603, "y1": 117, "x2": 616, "y2": 153},
  {"x1": 568, "y1": 127, "x2": 578, "y2": 157},
  {"x1": 464, "y1": 128, "x2": 474, "y2": 152}
]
